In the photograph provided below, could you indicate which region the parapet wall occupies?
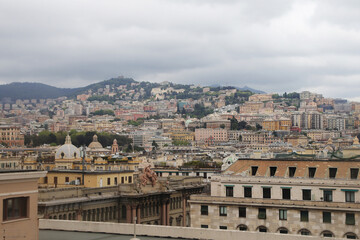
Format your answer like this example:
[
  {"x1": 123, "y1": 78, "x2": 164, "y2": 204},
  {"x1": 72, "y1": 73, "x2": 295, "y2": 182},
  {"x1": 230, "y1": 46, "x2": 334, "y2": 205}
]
[{"x1": 39, "y1": 219, "x2": 343, "y2": 240}]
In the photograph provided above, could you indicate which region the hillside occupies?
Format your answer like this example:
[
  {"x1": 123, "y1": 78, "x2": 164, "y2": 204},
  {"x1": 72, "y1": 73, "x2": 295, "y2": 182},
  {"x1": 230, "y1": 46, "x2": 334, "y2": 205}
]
[
  {"x1": 0, "y1": 82, "x2": 80, "y2": 100},
  {"x1": 0, "y1": 77, "x2": 265, "y2": 101}
]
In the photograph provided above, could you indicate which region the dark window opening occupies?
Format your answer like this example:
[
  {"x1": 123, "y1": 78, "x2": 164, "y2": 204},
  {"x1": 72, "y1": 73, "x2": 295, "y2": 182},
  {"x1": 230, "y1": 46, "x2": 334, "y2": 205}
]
[
  {"x1": 201, "y1": 225, "x2": 208, "y2": 228},
  {"x1": 258, "y1": 208, "x2": 266, "y2": 219},
  {"x1": 219, "y1": 226, "x2": 227, "y2": 230},
  {"x1": 302, "y1": 189, "x2": 311, "y2": 200},
  {"x1": 251, "y1": 166, "x2": 258, "y2": 176},
  {"x1": 346, "y1": 213, "x2": 355, "y2": 225},
  {"x1": 329, "y1": 168, "x2": 337, "y2": 179},
  {"x1": 3, "y1": 197, "x2": 28, "y2": 221},
  {"x1": 244, "y1": 187, "x2": 252, "y2": 198},
  {"x1": 323, "y1": 212, "x2": 331, "y2": 223},
  {"x1": 270, "y1": 167, "x2": 277, "y2": 177},
  {"x1": 300, "y1": 210, "x2": 309, "y2": 222},
  {"x1": 239, "y1": 207, "x2": 246, "y2": 218},
  {"x1": 263, "y1": 187, "x2": 271, "y2": 199},
  {"x1": 350, "y1": 168, "x2": 359, "y2": 179},
  {"x1": 226, "y1": 186, "x2": 234, "y2": 197},
  {"x1": 201, "y1": 205, "x2": 208, "y2": 215},
  {"x1": 289, "y1": 167, "x2": 296, "y2": 177},
  {"x1": 282, "y1": 188, "x2": 291, "y2": 200},
  {"x1": 308, "y1": 167, "x2": 316, "y2": 178},
  {"x1": 324, "y1": 190, "x2": 333, "y2": 202},
  {"x1": 258, "y1": 226, "x2": 267, "y2": 232}
]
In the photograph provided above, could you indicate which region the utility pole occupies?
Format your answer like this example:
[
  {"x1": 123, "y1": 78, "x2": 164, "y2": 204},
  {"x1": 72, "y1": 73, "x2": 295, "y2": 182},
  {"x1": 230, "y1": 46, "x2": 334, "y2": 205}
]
[
  {"x1": 130, "y1": 216, "x2": 140, "y2": 240},
  {"x1": 80, "y1": 145, "x2": 86, "y2": 185}
]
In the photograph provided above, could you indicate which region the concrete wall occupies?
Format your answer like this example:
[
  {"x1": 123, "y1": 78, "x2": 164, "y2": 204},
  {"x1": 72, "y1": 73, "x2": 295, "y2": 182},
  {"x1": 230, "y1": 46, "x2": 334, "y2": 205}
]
[{"x1": 39, "y1": 219, "x2": 344, "y2": 240}]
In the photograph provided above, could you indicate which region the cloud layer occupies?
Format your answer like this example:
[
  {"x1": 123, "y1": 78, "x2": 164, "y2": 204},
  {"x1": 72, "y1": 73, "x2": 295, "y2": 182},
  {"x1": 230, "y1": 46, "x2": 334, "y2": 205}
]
[{"x1": 1, "y1": 0, "x2": 360, "y2": 99}]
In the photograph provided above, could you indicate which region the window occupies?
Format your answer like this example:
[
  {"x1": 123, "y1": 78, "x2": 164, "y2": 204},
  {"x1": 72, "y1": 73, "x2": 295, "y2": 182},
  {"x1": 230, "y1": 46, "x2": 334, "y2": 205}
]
[
  {"x1": 345, "y1": 233, "x2": 358, "y2": 239},
  {"x1": 201, "y1": 205, "x2": 208, "y2": 215},
  {"x1": 258, "y1": 226, "x2": 267, "y2": 232},
  {"x1": 251, "y1": 166, "x2": 258, "y2": 176},
  {"x1": 324, "y1": 190, "x2": 333, "y2": 202},
  {"x1": 65, "y1": 177, "x2": 69, "y2": 183},
  {"x1": 289, "y1": 167, "x2": 296, "y2": 177},
  {"x1": 269, "y1": 167, "x2": 277, "y2": 177},
  {"x1": 302, "y1": 189, "x2": 311, "y2": 200},
  {"x1": 308, "y1": 167, "x2": 316, "y2": 178},
  {"x1": 219, "y1": 206, "x2": 227, "y2": 216},
  {"x1": 244, "y1": 187, "x2": 252, "y2": 198},
  {"x1": 329, "y1": 168, "x2": 337, "y2": 179},
  {"x1": 350, "y1": 168, "x2": 359, "y2": 179},
  {"x1": 238, "y1": 224, "x2": 248, "y2": 231},
  {"x1": 239, "y1": 207, "x2": 246, "y2": 218},
  {"x1": 107, "y1": 178, "x2": 111, "y2": 185},
  {"x1": 322, "y1": 231, "x2": 334, "y2": 238},
  {"x1": 3, "y1": 197, "x2": 28, "y2": 221},
  {"x1": 299, "y1": 229, "x2": 311, "y2": 235},
  {"x1": 54, "y1": 177, "x2": 58, "y2": 185},
  {"x1": 128, "y1": 176, "x2": 132, "y2": 183},
  {"x1": 44, "y1": 177, "x2": 48, "y2": 184},
  {"x1": 263, "y1": 187, "x2": 271, "y2": 199},
  {"x1": 279, "y1": 209, "x2": 287, "y2": 220},
  {"x1": 226, "y1": 186, "x2": 234, "y2": 197},
  {"x1": 201, "y1": 225, "x2": 208, "y2": 228},
  {"x1": 345, "y1": 191, "x2": 355, "y2": 203},
  {"x1": 323, "y1": 212, "x2": 331, "y2": 223},
  {"x1": 300, "y1": 210, "x2": 309, "y2": 222},
  {"x1": 279, "y1": 228, "x2": 288, "y2": 234},
  {"x1": 282, "y1": 188, "x2": 291, "y2": 200},
  {"x1": 258, "y1": 208, "x2": 266, "y2": 219},
  {"x1": 346, "y1": 213, "x2": 355, "y2": 225},
  {"x1": 114, "y1": 177, "x2": 117, "y2": 185},
  {"x1": 219, "y1": 226, "x2": 227, "y2": 230},
  {"x1": 121, "y1": 177, "x2": 124, "y2": 184}
]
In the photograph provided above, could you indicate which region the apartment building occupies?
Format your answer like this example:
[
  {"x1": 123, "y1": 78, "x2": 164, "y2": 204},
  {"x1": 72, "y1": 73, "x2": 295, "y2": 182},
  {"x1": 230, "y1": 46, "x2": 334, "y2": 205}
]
[
  {"x1": 190, "y1": 159, "x2": 360, "y2": 239},
  {"x1": 0, "y1": 125, "x2": 24, "y2": 147}
]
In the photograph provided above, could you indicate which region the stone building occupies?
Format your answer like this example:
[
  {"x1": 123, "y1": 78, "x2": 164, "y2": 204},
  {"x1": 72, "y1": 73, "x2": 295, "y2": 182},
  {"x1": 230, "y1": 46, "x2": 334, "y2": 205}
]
[
  {"x1": 38, "y1": 175, "x2": 205, "y2": 227},
  {"x1": 190, "y1": 158, "x2": 360, "y2": 239}
]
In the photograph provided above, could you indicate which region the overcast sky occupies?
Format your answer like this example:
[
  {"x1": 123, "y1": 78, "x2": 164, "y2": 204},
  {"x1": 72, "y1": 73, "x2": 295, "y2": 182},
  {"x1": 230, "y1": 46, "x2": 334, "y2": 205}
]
[{"x1": 1, "y1": 0, "x2": 360, "y2": 100}]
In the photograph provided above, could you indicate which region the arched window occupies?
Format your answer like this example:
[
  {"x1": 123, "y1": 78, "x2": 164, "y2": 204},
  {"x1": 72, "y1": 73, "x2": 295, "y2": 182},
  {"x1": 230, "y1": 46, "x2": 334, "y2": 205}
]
[
  {"x1": 277, "y1": 227, "x2": 289, "y2": 234},
  {"x1": 298, "y1": 229, "x2": 311, "y2": 236},
  {"x1": 344, "y1": 232, "x2": 358, "y2": 239},
  {"x1": 257, "y1": 226, "x2": 268, "y2": 233},
  {"x1": 237, "y1": 224, "x2": 248, "y2": 231},
  {"x1": 321, "y1": 230, "x2": 335, "y2": 238},
  {"x1": 61, "y1": 152, "x2": 65, "y2": 159}
]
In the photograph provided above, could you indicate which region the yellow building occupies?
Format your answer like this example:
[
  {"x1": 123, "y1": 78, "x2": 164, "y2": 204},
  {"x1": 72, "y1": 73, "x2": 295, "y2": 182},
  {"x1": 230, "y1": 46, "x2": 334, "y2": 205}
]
[
  {"x1": 262, "y1": 119, "x2": 291, "y2": 131},
  {"x1": 169, "y1": 131, "x2": 195, "y2": 142},
  {"x1": 40, "y1": 170, "x2": 134, "y2": 188}
]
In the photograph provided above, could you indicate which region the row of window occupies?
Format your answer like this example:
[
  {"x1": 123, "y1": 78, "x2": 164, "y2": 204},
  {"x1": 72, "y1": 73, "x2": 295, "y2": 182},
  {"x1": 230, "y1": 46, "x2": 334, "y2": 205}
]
[
  {"x1": 200, "y1": 205, "x2": 356, "y2": 225},
  {"x1": 250, "y1": 166, "x2": 359, "y2": 179},
  {"x1": 199, "y1": 225, "x2": 358, "y2": 239},
  {"x1": 226, "y1": 186, "x2": 357, "y2": 202}
]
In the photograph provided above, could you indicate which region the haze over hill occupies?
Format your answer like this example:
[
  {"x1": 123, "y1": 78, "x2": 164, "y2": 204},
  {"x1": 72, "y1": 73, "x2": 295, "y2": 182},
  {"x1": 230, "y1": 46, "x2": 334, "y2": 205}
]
[{"x1": 0, "y1": 77, "x2": 264, "y2": 101}]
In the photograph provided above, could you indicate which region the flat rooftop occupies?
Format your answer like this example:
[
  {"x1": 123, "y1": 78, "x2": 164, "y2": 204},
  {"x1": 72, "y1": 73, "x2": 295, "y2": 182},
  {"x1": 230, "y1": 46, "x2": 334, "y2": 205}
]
[{"x1": 39, "y1": 230, "x2": 189, "y2": 240}]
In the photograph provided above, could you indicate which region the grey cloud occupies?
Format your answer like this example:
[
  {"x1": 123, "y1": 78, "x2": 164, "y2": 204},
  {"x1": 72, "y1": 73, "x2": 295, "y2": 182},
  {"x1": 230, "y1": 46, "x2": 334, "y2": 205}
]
[{"x1": 0, "y1": 0, "x2": 360, "y2": 99}]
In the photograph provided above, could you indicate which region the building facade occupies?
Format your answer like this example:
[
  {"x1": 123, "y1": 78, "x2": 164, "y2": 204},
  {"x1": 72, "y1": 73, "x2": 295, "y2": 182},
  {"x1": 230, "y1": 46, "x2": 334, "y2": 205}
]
[{"x1": 190, "y1": 159, "x2": 360, "y2": 239}]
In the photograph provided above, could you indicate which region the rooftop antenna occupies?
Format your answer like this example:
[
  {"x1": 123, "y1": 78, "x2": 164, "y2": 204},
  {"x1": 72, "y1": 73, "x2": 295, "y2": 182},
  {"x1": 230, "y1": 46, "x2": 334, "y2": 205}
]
[{"x1": 130, "y1": 216, "x2": 140, "y2": 240}]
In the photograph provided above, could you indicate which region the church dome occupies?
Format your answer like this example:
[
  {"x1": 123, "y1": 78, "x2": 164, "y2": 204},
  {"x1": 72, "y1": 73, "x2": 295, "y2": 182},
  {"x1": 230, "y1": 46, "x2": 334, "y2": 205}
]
[
  {"x1": 88, "y1": 135, "x2": 103, "y2": 149},
  {"x1": 55, "y1": 135, "x2": 80, "y2": 160}
]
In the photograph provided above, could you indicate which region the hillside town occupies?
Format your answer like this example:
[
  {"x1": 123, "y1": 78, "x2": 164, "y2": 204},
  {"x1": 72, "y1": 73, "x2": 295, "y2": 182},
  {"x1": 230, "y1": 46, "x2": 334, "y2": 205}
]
[{"x1": 2, "y1": 78, "x2": 360, "y2": 239}]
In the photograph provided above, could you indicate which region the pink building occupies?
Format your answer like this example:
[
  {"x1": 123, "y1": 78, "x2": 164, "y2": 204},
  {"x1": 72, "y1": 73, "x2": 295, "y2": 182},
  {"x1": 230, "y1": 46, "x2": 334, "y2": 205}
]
[{"x1": 195, "y1": 128, "x2": 228, "y2": 144}]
